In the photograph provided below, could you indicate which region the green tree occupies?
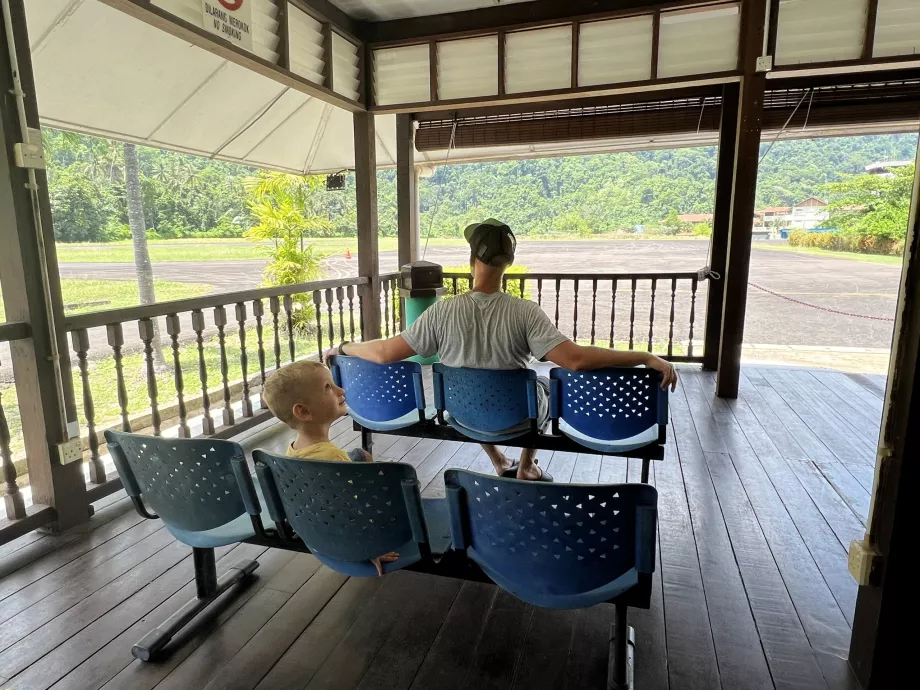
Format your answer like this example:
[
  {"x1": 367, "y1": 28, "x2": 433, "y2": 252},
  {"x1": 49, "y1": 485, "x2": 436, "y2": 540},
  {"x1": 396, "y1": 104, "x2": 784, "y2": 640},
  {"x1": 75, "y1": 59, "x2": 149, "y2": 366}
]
[{"x1": 821, "y1": 164, "x2": 915, "y2": 241}]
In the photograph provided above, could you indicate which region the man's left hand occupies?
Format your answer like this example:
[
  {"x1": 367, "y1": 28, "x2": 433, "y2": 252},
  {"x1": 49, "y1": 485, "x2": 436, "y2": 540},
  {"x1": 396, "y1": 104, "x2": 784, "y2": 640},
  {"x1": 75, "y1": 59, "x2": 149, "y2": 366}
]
[{"x1": 646, "y1": 355, "x2": 678, "y2": 391}]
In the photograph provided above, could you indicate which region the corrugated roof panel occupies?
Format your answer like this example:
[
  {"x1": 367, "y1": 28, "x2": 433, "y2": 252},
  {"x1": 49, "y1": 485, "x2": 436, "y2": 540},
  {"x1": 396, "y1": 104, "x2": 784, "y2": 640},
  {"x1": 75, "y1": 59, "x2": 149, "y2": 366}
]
[
  {"x1": 578, "y1": 16, "x2": 653, "y2": 87},
  {"x1": 505, "y1": 25, "x2": 572, "y2": 94},
  {"x1": 658, "y1": 4, "x2": 740, "y2": 78},
  {"x1": 438, "y1": 35, "x2": 499, "y2": 100},
  {"x1": 873, "y1": 0, "x2": 920, "y2": 58},
  {"x1": 374, "y1": 44, "x2": 430, "y2": 105},
  {"x1": 776, "y1": 0, "x2": 868, "y2": 64}
]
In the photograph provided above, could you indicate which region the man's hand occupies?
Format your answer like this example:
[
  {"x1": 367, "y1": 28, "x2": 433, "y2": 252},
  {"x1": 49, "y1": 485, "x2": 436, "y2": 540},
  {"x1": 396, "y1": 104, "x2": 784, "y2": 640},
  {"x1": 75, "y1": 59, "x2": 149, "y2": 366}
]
[
  {"x1": 371, "y1": 552, "x2": 399, "y2": 577},
  {"x1": 323, "y1": 346, "x2": 338, "y2": 366},
  {"x1": 646, "y1": 355, "x2": 678, "y2": 391}
]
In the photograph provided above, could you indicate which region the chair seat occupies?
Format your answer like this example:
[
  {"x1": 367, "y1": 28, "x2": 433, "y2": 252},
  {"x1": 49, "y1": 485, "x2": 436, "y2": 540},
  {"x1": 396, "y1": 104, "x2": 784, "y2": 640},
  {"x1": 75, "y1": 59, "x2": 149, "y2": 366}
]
[
  {"x1": 348, "y1": 406, "x2": 436, "y2": 432},
  {"x1": 308, "y1": 497, "x2": 451, "y2": 577},
  {"x1": 557, "y1": 419, "x2": 660, "y2": 454},
  {"x1": 165, "y1": 480, "x2": 276, "y2": 549},
  {"x1": 444, "y1": 413, "x2": 532, "y2": 443}
]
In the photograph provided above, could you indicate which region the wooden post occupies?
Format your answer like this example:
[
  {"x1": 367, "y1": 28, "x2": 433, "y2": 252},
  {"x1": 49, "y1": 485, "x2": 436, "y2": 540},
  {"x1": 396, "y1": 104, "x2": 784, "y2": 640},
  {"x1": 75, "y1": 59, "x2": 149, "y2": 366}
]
[
  {"x1": 848, "y1": 138, "x2": 920, "y2": 689},
  {"x1": 396, "y1": 113, "x2": 419, "y2": 271},
  {"x1": 702, "y1": 83, "x2": 740, "y2": 371},
  {"x1": 715, "y1": 0, "x2": 767, "y2": 398},
  {"x1": 0, "y1": 0, "x2": 87, "y2": 530},
  {"x1": 354, "y1": 111, "x2": 381, "y2": 340}
]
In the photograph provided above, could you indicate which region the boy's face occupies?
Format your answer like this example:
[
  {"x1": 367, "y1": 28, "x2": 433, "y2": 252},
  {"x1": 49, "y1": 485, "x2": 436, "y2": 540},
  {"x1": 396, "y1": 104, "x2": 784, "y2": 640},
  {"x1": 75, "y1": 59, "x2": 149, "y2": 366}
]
[{"x1": 291, "y1": 366, "x2": 347, "y2": 426}]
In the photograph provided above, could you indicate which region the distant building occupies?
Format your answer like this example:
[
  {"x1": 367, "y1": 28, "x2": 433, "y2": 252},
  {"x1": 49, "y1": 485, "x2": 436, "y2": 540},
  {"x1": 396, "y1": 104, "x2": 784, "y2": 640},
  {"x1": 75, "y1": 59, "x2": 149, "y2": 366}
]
[
  {"x1": 755, "y1": 197, "x2": 829, "y2": 234},
  {"x1": 678, "y1": 213, "x2": 713, "y2": 224},
  {"x1": 865, "y1": 160, "x2": 912, "y2": 177}
]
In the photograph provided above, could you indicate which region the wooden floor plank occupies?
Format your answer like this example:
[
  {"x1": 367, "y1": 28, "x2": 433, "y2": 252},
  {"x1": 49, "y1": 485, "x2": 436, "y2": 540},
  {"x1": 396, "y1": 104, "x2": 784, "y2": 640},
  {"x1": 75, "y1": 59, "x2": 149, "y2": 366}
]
[
  {"x1": 807, "y1": 371, "x2": 882, "y2": 428},
  {"x1": 704, "y1": 451, "x2": 828, "y2": 689},
  {"x1": 46, "y1": 543, "x2": 259, "y2": 690},
  {"x1": 254, "y1": 576, "x2": 385, "y2": 690},
  {"x1": 786, "y1": 370, "x2": 879, "y2": 446},
  {"x1": 421, "y1": 442, "x2": 482, "y2": 497},
  {"x1": 813, "y1": 460, "x2": 871, "y2": 524},
  {"x1": 544, "y1": 451, "x2": 578, "y2": 483},
  {"x1": 355, "y1": 574, "x2": 462, "y2": 690},
  {"x1": 461, "y1": 588, "x2": 535, "y2": 690},
  {"x1": 378, "y1": 435, "x2": 424, "y2": 461},
  {"x1": 101, "y1": 548, "x2": 298, "y2": 690},
  {"x1": 599, "y1": 455, "x2": 628, "y2": 483},
  {"x1": 845, "y1": 373, "x2": 886, "y2": 400},
  {"x1": 562, "y1": 604, "x2": 615, "y2": 690},
  {"x1": 571, "y1": 454, "x2": 602, "y2": 484},
  {"x1": 510, "y1": 607, "x2": 578, "y2": 690},
  {"x1": 410, "y1": 582, "x2": 498, "y2": 690}
]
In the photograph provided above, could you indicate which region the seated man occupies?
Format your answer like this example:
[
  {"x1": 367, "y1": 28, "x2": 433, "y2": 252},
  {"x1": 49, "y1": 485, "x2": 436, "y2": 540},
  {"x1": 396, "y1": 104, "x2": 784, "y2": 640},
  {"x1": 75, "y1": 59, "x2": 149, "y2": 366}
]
[
  {"x1": 328, "y1": 218, "x2": 678, "y2": 482},
  {"x1": 262, "y1": 360, "x2": 397, "y2": 575}
]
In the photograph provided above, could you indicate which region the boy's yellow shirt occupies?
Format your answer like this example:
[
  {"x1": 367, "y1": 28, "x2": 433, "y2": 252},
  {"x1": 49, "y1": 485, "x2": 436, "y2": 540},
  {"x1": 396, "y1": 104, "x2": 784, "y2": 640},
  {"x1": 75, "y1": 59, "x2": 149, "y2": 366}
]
[{"x1": 287, "y1": 441, "x2": 351, "y2": 462}]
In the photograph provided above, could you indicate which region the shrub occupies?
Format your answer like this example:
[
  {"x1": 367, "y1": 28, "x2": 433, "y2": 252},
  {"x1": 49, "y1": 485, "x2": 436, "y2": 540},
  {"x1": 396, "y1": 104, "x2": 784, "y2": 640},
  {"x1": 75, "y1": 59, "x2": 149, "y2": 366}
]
[
  {"x1": 787, "y1": 230, "x2": 904, "y2": 256},
  {"x1": 692, "y1": 222, "x2": 713, "y2": 237}
]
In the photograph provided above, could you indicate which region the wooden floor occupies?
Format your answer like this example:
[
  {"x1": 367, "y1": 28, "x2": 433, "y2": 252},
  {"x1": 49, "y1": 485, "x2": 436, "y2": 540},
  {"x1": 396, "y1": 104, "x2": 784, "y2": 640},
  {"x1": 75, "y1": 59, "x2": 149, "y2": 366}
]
[{"x1": 0, "y1": 366, "x2": 879, "y2": 690}]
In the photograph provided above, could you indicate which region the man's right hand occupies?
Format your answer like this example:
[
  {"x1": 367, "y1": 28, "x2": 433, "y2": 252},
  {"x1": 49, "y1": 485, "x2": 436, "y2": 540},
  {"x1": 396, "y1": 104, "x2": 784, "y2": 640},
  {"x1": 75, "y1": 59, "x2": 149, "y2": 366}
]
[
  {"x1": 323, "y1": 346, "x2": 339, "y2": 366},
  {"x1": 645, "y1": 354, "x2": 678, "y2": 391}
]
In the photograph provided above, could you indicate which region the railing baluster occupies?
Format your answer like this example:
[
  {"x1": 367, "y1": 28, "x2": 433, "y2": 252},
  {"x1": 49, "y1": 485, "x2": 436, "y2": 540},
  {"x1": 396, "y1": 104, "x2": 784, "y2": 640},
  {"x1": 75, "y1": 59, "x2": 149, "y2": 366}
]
[
  {"x1": 451, "y1": 276, "x2": 458, "y2": 295},
  {"x1": 382, "y1": 280, "x2": 391, "y2": 338},
  {"x1": 236, "y1": 303, "x2": 254, "y2": 418},
  {"x1": 325, "y1": 288, "x2": 335, "y2": 347},
  {"x1": 347, "y1": 285, "x2": 356, "y2": 340},
  {"x1": 502, "y1": 275, "x2": 508, "y2": 293},
  {"x1": 283, "y1": 295, "x2": 296, "y2": 362},
  {"x1": 269, "y1": 296, "x2": 282, "y2": 370},
  {"x1": 314, "y1": 291, "x2": 324, "y2": 360},
  {"x1": 214, "y1": 306, "x2": 234, "y2": 427},
  {"x1": 647, "y1": 278, "x2": 657, "y2": 353},
  {"x1": 393, "y1": 277, "x2": 401, "y2": 333},
  {"x1": 609, "y1": 280, "x2": 618, "y2": 348},
  {"x1": 537, "y1": 278, "x2": 543, "y2": 307},
  {"x1": 253, "y1": 298, "x2": 267, "y2": 406},
  {"x1": 138, "y1": 318, "x2": 161, "y2": 436},
  {"x1": 518, "y1": 277, "x2": 525, "y2": 299},
  {"x1": 358, "y1": 291, "x2": 366, "y2": 339},
  {"x1": 0, "y1": 371, "x2": 26, "y2": 520},
  {"x1": 688, "y1": 276, "x2": 699, "y2": 359},
  {"x1": 628, "y1": 279, "x2": 637, "y2": 350},
  {"x1": 191, "y1": 309, "x2": 215, "y2": 435},
  {"x1": 668, "y1": 278, "x2": 677, "y2": 358},
  {"x1": 336, "y1": 287, "x2": 346, "y2": 344},
  {"x1": 554, "y1": 278, "x2": 561, "y2": 328},
  {"x1": 165, "y1": 315, "x2": 191, "y2": 438},
  {"x1": 70, "y1": 328, "x2": 103, "y2": 482},
  {"x1": 106, "y1": 323, "x2": 131, "y2": 432},
  {"x1": 573, "y1": 279, "x2": 579, "y2": 342},
  {"x1": 590, "y1": 279, "x2": 598, "y2": 345}
]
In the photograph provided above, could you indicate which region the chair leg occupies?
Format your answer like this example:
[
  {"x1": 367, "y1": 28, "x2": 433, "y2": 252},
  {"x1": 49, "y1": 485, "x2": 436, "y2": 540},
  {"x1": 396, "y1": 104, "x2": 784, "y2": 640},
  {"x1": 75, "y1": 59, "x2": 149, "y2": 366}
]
[
  {"x1": 641, "y1": 459, "x2": 650, "y2": 484},
  {"x1": 607, "y1": 603, "x2": 636, "y2": 690},
  {"x1": 361, "y1": 427, "x2": 374, "y2": 455},
  {"x1": 131, "y1": 548, "x2": 259, "y2": 662}
]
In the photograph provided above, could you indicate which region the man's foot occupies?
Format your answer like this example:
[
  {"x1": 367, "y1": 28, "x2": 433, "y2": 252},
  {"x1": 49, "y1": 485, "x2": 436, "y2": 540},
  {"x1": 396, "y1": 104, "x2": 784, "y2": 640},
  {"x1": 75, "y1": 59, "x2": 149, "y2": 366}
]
[
  {"x1": 491, "y1": 452, "x2": 517, "y2": 476},
  {"x1": 510, "y1": 460, "x2": 553, "y2": 482}
]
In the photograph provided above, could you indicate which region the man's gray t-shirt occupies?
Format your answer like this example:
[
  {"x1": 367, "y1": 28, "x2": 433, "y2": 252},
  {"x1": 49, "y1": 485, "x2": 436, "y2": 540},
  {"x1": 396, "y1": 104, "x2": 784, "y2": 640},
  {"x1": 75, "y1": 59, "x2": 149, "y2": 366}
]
[{"x1": 402, "y1": 291, "x2": 568, "y2": 369}]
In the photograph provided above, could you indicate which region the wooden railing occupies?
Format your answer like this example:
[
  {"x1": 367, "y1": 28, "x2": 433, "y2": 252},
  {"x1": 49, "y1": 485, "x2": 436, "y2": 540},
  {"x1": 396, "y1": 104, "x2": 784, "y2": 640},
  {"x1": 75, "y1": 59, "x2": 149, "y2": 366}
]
[
  {"x1": 0, "y1": 321, "x2": 35, "y2": 529},
  {"x1": 443, "y1": 271, "x2": 705, "y2": 362}
]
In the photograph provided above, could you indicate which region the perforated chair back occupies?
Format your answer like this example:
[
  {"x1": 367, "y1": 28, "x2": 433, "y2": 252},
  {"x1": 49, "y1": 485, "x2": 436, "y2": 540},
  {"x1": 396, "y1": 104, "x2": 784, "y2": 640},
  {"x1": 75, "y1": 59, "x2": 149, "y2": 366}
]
[
  {"x1": 253, "y1": 450, "x2": 431, "y2": 572},
  {"x1": 105, "y1": 431, "x2": 248, "y2": 532},
  {"x1": 433, "y1": 364, "x2": 537, "y2": 433},
  {"x1": 550, "y1": 367, "x2": 667, "y2": 448},
  {"x1": 445, "y1": 469, "x2": 658, "y2": 609},
  {"x1": 330, "y1": 355, "x2": 425, "y2": 430}
]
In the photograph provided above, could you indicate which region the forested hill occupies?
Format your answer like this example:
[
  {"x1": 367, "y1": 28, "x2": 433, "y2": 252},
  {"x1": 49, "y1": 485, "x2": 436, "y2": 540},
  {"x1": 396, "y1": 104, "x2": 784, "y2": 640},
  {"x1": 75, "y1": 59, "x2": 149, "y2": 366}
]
[{"x1": 389, "y1": 134, "x2": 918, "y2": 236}]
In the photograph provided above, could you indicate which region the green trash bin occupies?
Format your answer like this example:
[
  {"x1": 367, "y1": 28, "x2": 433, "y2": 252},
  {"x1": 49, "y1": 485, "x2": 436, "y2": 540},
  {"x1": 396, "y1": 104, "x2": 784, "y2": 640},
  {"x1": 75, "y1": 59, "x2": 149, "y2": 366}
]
[{"x1": 399, "y1": 261, "x2": 445, "y2": 365}]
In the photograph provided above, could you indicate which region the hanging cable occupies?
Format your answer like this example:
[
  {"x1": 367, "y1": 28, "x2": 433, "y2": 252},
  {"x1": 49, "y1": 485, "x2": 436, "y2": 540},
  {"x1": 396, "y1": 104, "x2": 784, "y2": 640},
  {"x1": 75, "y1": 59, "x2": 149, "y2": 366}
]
[
  {"x1": 421, "y1": 117, "x2": 458, "y2": 260},
  {"x1": 759, "y1": 88, "x2": 812, "y2": 165}
]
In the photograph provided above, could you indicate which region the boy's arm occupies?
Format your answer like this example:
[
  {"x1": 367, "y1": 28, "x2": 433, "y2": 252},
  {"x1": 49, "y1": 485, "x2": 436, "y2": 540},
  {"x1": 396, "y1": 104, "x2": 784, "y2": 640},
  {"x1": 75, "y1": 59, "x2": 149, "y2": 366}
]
[{"x1": 325, "y1": 335, "x2": 416, "y2": 365}]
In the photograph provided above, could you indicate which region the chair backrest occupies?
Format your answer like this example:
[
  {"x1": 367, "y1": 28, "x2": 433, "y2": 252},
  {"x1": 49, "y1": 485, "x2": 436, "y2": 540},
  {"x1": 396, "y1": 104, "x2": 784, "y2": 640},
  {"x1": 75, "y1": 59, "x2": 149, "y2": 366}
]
[
  {"x1": 433, "y1": 364, "x2": 537, "y2": 432},
  {"x1": 445, "y1": 469, "x2": 657, "y2": 599},
  {"x1": 253, "y1": 450, "x2": 429, "y2": 561},
  {"x1": 105, "y1": 431, "x2": 248, "y2": 532},
  {"x1": 549, "y1": 367, "x2": 667, "y2": 441},
  {"x1": 330, "y1": 355, "x2": 425, "y2": 423}
]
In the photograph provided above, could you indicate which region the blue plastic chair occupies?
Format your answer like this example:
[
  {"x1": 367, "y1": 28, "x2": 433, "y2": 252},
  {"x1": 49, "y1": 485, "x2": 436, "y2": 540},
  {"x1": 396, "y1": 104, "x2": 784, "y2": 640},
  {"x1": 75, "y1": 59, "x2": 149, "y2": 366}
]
[
  {"x1": 105, "y1": 431, "x2": 274, "y2": 661},
  {"x1": 445, "y1": 469, "x2": 658, "y2": 689},
  {"x1": 433, "y1": 364, "x2": 539, "y2": 443},
  {"x1": 329, "y1": 355, "x2": 434, "y2": 431},
  {"x1": 549, "y1": 367, "x2": 667, "y2": 454},
  {"x1": 253, "y1": 450, "x2": 451, "y2": 577}
]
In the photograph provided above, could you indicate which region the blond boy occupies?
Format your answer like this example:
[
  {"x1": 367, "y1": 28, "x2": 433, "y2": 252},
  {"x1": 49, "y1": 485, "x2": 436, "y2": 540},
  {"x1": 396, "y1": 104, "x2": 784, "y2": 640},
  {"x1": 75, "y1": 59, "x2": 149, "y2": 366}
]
[{"x1": 263, "y1": 360, "x2": 397, "y2": 574}]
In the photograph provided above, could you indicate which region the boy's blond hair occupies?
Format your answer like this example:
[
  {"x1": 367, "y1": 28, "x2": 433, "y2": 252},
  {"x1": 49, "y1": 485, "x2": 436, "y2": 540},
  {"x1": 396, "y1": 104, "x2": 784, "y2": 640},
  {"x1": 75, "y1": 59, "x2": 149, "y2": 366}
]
[{"x1": 263, "y1": 360, "x2": 328, "y2": 426}]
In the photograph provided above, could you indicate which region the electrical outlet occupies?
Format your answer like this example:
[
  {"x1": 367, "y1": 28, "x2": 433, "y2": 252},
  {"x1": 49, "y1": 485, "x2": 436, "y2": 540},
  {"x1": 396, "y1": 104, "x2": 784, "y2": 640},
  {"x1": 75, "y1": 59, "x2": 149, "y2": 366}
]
[
  {"x1": 848, "y1": 539, "x2": 880, "y2": 585},
  {"x1": 57, "y1": 438, "x2": 84, "y2": 465},
  {"x1": 14, "y1": 127, "x2": 45, "y2": 170},
  {"x1": 756, "y1": 55, "x2": 773, "y2": 73}
]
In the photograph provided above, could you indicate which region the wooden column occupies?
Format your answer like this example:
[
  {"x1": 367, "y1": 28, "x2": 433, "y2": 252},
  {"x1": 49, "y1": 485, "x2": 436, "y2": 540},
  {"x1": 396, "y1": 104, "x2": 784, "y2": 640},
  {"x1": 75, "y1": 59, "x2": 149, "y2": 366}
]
[
  {"x1": 0, "y1": 0, "x2": 87, "y2": 530},
  {"x1": 715, "y1": 0, "x2": 767, "y2": 398},
  {"x1": 702, "y1": 83, "x2": 740, "y2": 371},
  {"x1": 396, "y1": 114, "x2": 419, "y2": 269},
  {"x1": 354, "y1": 111, "x2": 381, "y2": 340},
  {"x1": 848, "y1": 140, "x2": 920, "y2": 689}
]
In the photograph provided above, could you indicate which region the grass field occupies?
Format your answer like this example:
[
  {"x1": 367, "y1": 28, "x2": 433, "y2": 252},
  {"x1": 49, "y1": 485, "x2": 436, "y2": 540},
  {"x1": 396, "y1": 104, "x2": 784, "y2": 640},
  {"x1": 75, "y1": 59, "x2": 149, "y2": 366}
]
[
  {"x1": 53, "y1": 235, "x2": 708, "y2": 263},
  {"x1": 754, "y1": 243, "x2": 903, "y2": 265},
  {"x1": 0, "y1": 279, "x2": 211, "y2": 321}
]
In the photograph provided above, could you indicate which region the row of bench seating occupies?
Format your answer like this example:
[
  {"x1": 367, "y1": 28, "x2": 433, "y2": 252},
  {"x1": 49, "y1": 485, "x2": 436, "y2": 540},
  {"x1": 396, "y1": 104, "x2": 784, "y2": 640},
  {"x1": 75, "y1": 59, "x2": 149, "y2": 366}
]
[{"x1": 105, "y1": 362, "x2": 668, "y2": 689}]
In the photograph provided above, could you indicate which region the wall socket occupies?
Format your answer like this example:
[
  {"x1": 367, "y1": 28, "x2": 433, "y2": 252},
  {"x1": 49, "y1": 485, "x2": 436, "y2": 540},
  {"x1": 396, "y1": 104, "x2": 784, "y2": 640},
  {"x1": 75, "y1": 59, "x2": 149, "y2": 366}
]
[{"x1": 57, "y1": 438, "x2": 84, "y2": 465}]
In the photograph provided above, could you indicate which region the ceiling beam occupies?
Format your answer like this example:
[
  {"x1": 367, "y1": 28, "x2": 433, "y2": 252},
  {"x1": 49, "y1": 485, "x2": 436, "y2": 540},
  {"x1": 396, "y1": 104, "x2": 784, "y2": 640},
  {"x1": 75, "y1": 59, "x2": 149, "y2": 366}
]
[{"x1": 363, "y1": 0, "x2": 666, "y2": 44}]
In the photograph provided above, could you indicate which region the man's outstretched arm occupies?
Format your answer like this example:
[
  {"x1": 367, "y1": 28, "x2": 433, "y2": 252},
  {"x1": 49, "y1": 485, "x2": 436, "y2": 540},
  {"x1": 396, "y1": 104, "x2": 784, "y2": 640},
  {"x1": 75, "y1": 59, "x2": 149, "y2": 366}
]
[
  {"x1": 545, "y1": 340, "x2": 678, "y2": 391},
  {"x1": 325, "y1": 335, "x2": 417, "y2": 365}
]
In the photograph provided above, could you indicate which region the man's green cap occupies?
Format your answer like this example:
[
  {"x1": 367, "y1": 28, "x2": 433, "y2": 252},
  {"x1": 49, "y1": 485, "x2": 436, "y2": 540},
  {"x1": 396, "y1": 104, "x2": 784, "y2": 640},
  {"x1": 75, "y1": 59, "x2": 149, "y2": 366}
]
[{"x1": 464, "y1": 218, "x2": 516, "y2": 267}]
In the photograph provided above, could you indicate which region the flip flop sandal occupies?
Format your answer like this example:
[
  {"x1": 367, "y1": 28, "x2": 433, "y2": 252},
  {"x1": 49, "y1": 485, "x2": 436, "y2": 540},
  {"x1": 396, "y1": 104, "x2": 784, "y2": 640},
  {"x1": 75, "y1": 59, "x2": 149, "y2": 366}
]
[
  {"x1": 501, "y1": 460, "x2": 554, "y2": 482},
  {"x1": 499, "y1": 461, "x2": 520, "y2": 478}
]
